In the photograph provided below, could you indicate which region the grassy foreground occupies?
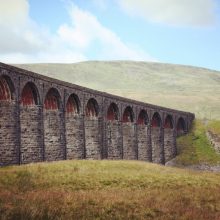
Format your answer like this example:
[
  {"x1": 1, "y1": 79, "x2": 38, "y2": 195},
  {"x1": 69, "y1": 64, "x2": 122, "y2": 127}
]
[
  {"x1": 176, "y1": 120, "x2": 220, "y2": 166},
  {"x1": 1, "y1": 160, "x2": 220, "y2": 220}
]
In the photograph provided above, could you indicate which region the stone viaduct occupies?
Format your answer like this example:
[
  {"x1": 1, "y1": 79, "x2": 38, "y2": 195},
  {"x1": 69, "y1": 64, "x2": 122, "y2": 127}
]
[{"x1": 0, "y1": 62, "x2": 194, "y2": 166}]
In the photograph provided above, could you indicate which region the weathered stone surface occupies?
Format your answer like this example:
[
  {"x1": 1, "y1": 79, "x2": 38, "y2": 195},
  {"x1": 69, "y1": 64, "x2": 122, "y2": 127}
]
[
  {"x1": 85, "y1": 117, "x2": 102, "y2": 159},
  {"x1": 20, "y1": 105, "x2": 43, "y2": 163},
  {"x1": 122, "y1": 123, "x2": 137, "y2": 160},
  {"x1": 0, "y1": 101, "x2": 18, "y2": 165},
  {"x1": 151, "y1": 127, "x2": 164, "y2": 164},
  {"x1": 44, "y1": 110, "x2": 65, "y2": 161},
  {"x1": 137, "y1": 125, "x2": 151, "y2": 161},
  {"x1": 66, "y1": 114, "x2": 84, "y2": 159},
  {"x1": 106, "y1": 121, "x2": 122, "y2": 159},
  {"x1": 164, "y1": 128, "x2": 176, "y2": 162}
]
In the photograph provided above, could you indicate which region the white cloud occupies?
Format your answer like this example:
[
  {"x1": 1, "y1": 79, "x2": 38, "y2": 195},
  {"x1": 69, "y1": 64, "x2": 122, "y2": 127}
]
[
  {"x1": 58, "y1": 3, "x2": 153, "y2": 61},
  {"x1": 118, "y1": 0, "x2": 218, "y2": 27},
  {"x1": 0, "y1": 0, "x2": 153, "y2": 63}
]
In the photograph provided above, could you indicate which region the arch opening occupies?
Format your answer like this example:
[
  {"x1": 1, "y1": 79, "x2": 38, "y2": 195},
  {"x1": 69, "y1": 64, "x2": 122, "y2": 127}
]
[
  {"x1": 21, "y1": 82, "x2": 39, "y2": 106},
  {"x1": 151, "y1": 112, "x2": 161, "y2": 127},
  {"x1": 137, "y1": 110, "x2": 148, "y2": 125},
  {"x1": 164, "y1": 115, "x2": 173, "y2": 129},
  {"x1": 107, "y1": 103, "x2": 119, "y2": 121},
  {"x1": 177, "y1": 117, "x2": 185, "y2": 131},
  {"x1": 85, "y1": 98, "x2": 99, "y2": 117},
  {"x1": 66, "y1": 94, "x2": 80, "y2": 114},
  {"x1": 122, "y1": 106, "x2": 134, "y2": 123},
  {"x1": 0, "y1": 76, "x2": 12, "y2": 101},
  {"x1": 44, "y1": 88, "x2": 60, "y2": 110}
]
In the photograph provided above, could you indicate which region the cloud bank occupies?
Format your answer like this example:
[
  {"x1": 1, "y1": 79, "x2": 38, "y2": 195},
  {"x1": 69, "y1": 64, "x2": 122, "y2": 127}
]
[
  {"x1": 0, "y1": 0, "x2": 152, "y2": 63},
  {"x1": 118, "y1": 0, "x2": 218, "y2": 27}
]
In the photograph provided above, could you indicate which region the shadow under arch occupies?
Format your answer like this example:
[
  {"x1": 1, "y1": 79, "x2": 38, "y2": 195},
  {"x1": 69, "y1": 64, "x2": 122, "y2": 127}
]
[
  {"x1": 21, "y1": 82, "x2": 40, "y2": 106},
  {"x1": 85, "y1": 98, "x2": 99, "y2": 117}
]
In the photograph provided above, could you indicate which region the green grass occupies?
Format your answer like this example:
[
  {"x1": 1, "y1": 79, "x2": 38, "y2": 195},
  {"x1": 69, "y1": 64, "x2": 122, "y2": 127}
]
[
  {"x1": 15, "y1": 61, "x2": 220, "y2": 119},
  {"x1": 1, "y1": 160, "x2": 220, "y2": 220},
  {"x1": 176, "y1": 120, "x2": 220, "y2": 166},
  {"x1": 207, "y1": 120, "x2": 220, "y2": 135}
]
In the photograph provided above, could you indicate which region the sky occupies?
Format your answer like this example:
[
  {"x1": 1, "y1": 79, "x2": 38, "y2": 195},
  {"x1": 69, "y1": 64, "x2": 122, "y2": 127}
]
[{"x1": 0, "y1": 0, "x2": 220, "y2": 71}]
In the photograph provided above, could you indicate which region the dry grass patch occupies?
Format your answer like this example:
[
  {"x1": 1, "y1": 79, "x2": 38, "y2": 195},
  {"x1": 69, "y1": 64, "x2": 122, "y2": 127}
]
[{"x1": 1, "y1": 160, "x2": 220, "y2": 219}]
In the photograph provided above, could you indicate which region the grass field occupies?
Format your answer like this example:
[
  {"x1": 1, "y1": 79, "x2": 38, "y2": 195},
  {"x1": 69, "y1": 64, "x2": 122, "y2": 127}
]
[
  {"x1": 15, "y1": 61, "x2": 220, "y2": 119},
  {"x1": 1, "y1": 121, "x2": 220, "y2": 220},
  {"x1": 1, "y1": 160, "x2": 220, "y2": 220}
]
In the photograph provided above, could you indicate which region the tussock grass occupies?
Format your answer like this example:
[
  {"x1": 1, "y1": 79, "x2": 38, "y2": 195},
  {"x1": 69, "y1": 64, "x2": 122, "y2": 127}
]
[
  {"x1": 1, "y1": 160, "x2": 220, "y2": 219},
  {"x1": 207, "y1": 120, "x2": 220, "y2": 135},
  {"x1": 176, "y1": 120, "x2": 220, "y2": 166}
]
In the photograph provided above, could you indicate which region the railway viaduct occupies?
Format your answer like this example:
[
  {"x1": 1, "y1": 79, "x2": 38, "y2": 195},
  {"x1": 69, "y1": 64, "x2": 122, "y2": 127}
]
[{"x1": 0, "y1": 62, "x2": 194, "y2": 166}]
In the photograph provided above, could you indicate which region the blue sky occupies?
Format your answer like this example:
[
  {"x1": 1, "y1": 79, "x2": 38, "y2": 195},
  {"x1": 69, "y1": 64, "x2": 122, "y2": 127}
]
[{"x1": 0, "y1": 0, "x2": 220, "y2": 71}]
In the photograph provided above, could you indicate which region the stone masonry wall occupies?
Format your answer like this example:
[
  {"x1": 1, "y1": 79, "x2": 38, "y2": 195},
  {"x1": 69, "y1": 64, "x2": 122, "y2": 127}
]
[
  {"x1": 44, "y1": 110, "x2": 65, "y2": 161},
  {"x1": 137, "y1": 125, "x2": 151, "y2": 161},
  {"x1": 66, "y1": 114, "x2": 84, "y2": 159},
  {"x1": 20, "y1": 105, "x2": 43, "y2": 164},
  {"x1": 106, "y1": 121, "x2": 122, "y2": 159},
  {"x1": 122, "y1": 123, "x2": 137, "y2": 160},
  {"x1": 151, "y1": 127, "x2": 164, "y2": 164},
  {"x1": 0, "y1": 101, "x2": 18, "y2": 165},
  {"x1": 85, "y1": 117, "x2": 102, "y2": 159},
  {"x1": 164, "y1": 128, "x2": 176, "y2": 163}
]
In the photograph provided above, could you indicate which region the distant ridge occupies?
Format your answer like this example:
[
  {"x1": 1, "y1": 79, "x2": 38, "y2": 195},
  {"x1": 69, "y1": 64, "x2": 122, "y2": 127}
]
[{"x1": 15, "y1": 61, "x2": 220, "y2": 119}]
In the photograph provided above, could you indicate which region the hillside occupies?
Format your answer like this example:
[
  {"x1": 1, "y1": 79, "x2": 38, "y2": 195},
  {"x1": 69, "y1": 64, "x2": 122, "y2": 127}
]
[{"x1": 15, "y1": 61, "x2": 220, "y2": 119}]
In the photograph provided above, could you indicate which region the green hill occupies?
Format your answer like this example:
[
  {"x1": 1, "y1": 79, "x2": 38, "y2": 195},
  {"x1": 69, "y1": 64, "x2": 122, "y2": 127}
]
[{"x1": 15, "y1": 61, "x2": 220, "y2": 119}]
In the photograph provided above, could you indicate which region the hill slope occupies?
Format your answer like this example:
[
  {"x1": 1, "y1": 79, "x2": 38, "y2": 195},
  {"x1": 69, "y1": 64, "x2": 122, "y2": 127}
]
[{"x1": 15, "y1": 61, "x2": 220, "y2": 119}]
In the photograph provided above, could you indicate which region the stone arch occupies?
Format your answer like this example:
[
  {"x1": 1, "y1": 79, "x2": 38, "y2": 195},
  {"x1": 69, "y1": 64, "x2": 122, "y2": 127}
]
[
  {"x1": 106, "y1": 102, "x2": 122, "y2": 159},
  {"x1": 66, "y1": 94, "x2": 80, "y2": 114},
  {"x1": 137, "y1": 109, "x2": 151, "y2": 161},
  {"x1": 122, "y1": 106, "x2": 136, "y2": 160},
  {"x1": 0, "y1": 75, "x2": 15, "y2": 101},
  {"x1": 151, "y1": 112, "x2": 161, "y2": 127},
  {"x1": 84, "y1": 98, "x2": 101, "y2": 159},
  {"x1": 151, "y1": 112, "x2": 164, "y2": 164},
  {"x1": 164, "y1": 114, "x2": 176, "y2": 162},
  {"x1": 137, "y1": 109, "x2": 148, "y2": 125},
  {"x1": 0, "y1": 75, "x2": 18, "y2": 165},
  {"x1": 122, "y1": 106, "x2": 134, "y2": 123},
  {"x1": 177, "y1": 117, "x2": 186, "y2": 136},
  {"x1": 85, "y1": 98, "x2": 99, "y2": 117},
  {"x1": 164, "y1": 115, "x2": 174, "y2": 129},
  {"x1": 65, "y1": 93, "x2": 84, "y2": 160},
  {"x1": 107, "y1": 102, "x2": 119, "y2": 121},
  {"x1": 44, "y1": 88, "x2": 61, "y2": 110},
  {"x1": 21, "y1": 82, "x2": 39, "y2": 106},
  {"x1": 44, "y1": 88, "x2": 64, "y2": 161},
  {"x1": 20, "y1": 82, "x2": 43, "y2": 164}
]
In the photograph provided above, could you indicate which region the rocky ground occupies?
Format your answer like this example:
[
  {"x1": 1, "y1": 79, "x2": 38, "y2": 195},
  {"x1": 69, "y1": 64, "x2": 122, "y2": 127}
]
[{"x1": 165, "y1": 158, "x2": 220, "y2": 172}]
